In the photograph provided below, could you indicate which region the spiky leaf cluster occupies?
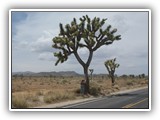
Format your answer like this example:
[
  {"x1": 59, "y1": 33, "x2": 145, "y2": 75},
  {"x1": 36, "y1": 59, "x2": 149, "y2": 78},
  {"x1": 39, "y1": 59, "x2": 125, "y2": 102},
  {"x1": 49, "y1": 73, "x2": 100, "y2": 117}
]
[{"x1": 52, "y1": 15, "x2": 121, "y2": 65}]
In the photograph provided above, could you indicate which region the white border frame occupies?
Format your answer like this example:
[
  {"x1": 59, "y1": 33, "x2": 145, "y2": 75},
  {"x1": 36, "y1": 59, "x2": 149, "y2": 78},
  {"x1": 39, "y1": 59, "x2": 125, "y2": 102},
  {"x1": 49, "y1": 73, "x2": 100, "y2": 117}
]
[{"x1": 9, "y1": 9, "x2": 151, "y2": 111}]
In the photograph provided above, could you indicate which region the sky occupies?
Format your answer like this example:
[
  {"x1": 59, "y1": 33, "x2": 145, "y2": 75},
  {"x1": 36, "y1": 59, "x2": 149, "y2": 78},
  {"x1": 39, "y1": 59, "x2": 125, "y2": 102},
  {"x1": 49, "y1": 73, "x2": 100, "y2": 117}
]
[{"x1": 11, "y1": 10, "x2": 149, "y2": 75}]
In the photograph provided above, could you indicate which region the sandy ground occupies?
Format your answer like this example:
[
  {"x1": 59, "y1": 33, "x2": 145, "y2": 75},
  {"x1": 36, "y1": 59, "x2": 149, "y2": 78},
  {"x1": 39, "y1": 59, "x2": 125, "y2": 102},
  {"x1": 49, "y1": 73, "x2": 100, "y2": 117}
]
[{"x1": 34, "y1": 86, "x2": 148, "y2": 108}]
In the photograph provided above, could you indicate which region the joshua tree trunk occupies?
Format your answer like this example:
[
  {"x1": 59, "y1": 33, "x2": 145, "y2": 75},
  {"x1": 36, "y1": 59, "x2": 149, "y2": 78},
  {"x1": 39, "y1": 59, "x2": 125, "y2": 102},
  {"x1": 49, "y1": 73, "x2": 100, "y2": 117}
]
[
  {"x1": 111, "y1": 74, "x2": 115, "y2": 86},
  {"x1": 74, "y1": 51, "x2": 92, "y2": 94},
  {"x1": 83, "y1": 66, "x2": 89, "y2": 94}
]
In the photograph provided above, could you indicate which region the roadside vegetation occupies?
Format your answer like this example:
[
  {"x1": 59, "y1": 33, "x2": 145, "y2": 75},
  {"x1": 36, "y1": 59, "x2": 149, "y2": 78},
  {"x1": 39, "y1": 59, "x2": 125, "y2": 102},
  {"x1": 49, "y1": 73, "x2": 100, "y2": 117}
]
[{"x1": 12, "y1": 75, "x2": 148, "y2": 108}]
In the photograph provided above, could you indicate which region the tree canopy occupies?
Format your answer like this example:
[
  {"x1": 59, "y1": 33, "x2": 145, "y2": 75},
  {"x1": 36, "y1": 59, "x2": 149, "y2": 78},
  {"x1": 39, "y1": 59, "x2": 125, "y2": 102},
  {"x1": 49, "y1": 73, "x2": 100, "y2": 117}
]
[{"x1": 52, "y1": 15, "x2": 121, "y2": 66}]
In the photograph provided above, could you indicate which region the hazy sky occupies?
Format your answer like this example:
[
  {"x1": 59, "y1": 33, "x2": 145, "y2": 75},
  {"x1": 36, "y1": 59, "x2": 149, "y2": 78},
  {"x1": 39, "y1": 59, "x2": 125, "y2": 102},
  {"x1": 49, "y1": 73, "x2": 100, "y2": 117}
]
[{"x1": 11, "y1": 10, "x2": 149, "y2": 75}]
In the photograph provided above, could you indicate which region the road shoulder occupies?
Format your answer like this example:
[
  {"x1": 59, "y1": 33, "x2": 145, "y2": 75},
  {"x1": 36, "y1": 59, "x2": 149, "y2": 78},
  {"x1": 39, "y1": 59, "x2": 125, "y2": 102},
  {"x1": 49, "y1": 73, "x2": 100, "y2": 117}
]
[{"x1": 33, "y1": 86, "x2": 148, "y2": 108}]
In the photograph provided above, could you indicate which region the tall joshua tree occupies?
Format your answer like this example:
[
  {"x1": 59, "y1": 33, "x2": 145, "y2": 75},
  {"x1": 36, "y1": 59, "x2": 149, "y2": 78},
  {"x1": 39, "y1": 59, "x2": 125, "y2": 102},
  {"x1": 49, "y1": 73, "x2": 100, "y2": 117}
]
[
  {"x1": 104, "y1": 58, "x2": 120, "y2": 86},
  {"x1": 52, "y1": 15, "x2": 121, "y2": 93}
]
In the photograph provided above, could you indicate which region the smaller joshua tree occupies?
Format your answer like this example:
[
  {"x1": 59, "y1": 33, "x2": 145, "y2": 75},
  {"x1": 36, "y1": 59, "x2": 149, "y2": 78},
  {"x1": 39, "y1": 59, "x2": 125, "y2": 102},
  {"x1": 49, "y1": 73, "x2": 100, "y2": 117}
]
[
  {"x1": 89, "y1": 69, "x2": 94, "y2": 81},
  {"x1": 104, "y1": 58, "x2": 120, "y2": 86}
]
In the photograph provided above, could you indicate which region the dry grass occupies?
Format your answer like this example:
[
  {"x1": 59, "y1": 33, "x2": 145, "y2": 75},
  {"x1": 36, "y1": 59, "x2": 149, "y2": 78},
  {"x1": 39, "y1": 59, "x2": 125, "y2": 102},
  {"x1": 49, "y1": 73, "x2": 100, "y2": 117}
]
[
  {"x1": 43, "y1": 90, "x2": 75, "y2": 104},
  {"x1": 11, "y1": 76, "x2": 148, "y2": 108}
]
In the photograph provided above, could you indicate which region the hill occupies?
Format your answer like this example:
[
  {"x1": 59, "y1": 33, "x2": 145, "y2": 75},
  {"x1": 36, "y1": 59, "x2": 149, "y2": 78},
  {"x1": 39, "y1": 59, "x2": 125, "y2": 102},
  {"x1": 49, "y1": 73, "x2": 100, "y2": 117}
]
[{"x1": 12, "y1": 71, "x2": 81, "y2": 77}]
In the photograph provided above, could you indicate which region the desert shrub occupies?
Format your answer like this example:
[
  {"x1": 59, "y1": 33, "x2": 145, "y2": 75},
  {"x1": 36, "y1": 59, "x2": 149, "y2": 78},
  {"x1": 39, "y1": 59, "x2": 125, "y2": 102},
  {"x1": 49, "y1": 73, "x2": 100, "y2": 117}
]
[
  {"x1": 61, "y1": 79, "x2": 68, "y2": 84},
  {"x1": 90, "y1": 87, "x2": 101, "y2": 96},
  {"x1": 36, "y1": 91, "x2": 44, "y2": 96},
  {"x1": 44, "y1": 91, "x2": 75, "y2": 104},
  {"x1": 40, "y1": 82, "x2": 44, "y2": 85},
  {"x1": 126, "y1": 81, "x2": 134, "y2": 86},
  {"x1": 44, "y1": 96, "x2": 54, "y2": 103},
  {"x1": 140, "y1": 80, "x2": 148, "y2": 85},
  {"x1": 89, "y1": 82, "x2": 101, "y2": 96},
  {"x1": 75, "y1": 88, "x2": 81, "y2": 94},
  {"x1": 46, "y1": 91, "x2": 54, "y2": 96},
  {"x1": 31, "y1": 96, "x2": 39, "y2": 102},
  {"x1": 12, "y1": 96, "x2": 29, "y2": 108},
  {"x1": 126, "y1": 79, "x2": 136, "y2": 86}
]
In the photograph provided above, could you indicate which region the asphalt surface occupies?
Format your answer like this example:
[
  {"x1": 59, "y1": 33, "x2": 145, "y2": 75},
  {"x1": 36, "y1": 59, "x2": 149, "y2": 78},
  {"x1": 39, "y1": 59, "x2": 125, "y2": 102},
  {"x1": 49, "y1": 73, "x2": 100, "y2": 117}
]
[{"x1": 62, "y1": 88, "x2": 149, "y2": 109}]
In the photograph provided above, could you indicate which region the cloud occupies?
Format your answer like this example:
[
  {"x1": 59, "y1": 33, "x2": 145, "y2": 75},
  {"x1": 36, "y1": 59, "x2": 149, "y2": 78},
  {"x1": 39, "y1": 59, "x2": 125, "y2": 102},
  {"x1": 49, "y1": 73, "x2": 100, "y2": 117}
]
[
  {"x1": 38, "y1": 52, "x2": 54, "y2": 61},
  {"x1": 111, "y1": 14, "x2": 130, "y2": 34},
  {"x1": 30, "y1": 30, "x2": 54, "y2": 53}
]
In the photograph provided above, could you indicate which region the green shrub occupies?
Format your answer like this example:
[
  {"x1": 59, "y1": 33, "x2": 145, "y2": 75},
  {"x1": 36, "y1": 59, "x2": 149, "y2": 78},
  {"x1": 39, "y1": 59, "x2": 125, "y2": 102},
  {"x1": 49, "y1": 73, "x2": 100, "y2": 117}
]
[
  {"x1": 89, "y1": 82, "x2": 101, "y2": 96},
  {"x1": 90, "y1": 86, "x2": 101, "y2": 96}
]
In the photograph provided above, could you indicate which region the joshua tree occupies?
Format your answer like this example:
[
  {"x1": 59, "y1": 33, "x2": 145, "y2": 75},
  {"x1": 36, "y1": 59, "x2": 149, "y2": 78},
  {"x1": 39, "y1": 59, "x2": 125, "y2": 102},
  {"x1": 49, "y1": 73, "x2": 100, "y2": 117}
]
[
  {"x1": 52, "y1": 15, "x2": 121, "y2": 93},
  {"x1": 89, "y1": 69, "x2": 94, "y2": 81},
  {"x1": 141, "y1": 73, "x2": 145, "y2": 78},
  {"x1": 104, "y1": 58, "x2": 120, "y2": 86},
  {"x1": 139, "y1": 73, "x2": 145, "y2": 79}
]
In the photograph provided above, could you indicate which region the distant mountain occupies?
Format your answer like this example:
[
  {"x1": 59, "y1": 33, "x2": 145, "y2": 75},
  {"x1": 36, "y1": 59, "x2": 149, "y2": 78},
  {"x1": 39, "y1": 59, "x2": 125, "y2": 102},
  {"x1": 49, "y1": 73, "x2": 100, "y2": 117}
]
[
  {"x1": 12, "y1": 71, "x2": 35, "y2": 76},
  {"x1": 12, "y1": 71, "x2": 81, "y2": 77}
]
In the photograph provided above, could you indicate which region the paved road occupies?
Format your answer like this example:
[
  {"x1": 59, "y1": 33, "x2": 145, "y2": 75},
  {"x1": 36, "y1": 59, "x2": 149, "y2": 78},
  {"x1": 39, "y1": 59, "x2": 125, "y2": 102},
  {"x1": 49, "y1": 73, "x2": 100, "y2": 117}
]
[{"x1": 62, "y1": 88, "x2": 149, "y2": 109}]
